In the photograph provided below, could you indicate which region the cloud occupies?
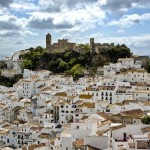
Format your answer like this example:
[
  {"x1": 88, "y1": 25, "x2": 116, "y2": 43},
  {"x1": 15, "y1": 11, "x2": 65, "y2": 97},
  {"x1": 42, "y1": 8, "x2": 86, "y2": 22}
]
[
  {"x1": 0, "y1": 0, "x2": 13, "y2": 8},
  {"x1": 59, "y1": 33, "x2": 73, "y2": 39},
  {"x1": 0, "y1": 30, "x2": 37, "y2": 37},
  {"x1": 108, "y1": 13, "x2": 150, "y2": 28},
  {"x1": 14, "y1": 39, "x2": 25, "y2": 44},
  {"x1": 28, "y1": 3, "x2": 105, "y2": 32},
  {"x1": 93, "y1": 34, "x2": 150, "y2": 55},
  {"x1": 28, "y1": 13, "x2": 73, "y2": 29},
  {"x1": 90, "y1": 32, "x2": 104, "y2": 38},
  {"x1": 10, "y1": 1, "x2": 37, "y2": 12},
  {"x1": 0, "y1": 15, "x2": 28, "y2": 30},
  {"x1": 38, "y1": 0, "x2": 99, "y2": 12},
  {"x1": 101, "y1": 0, "x2": 150, "y2": 14},
  {"x1": 117, "y1": 29, "x2": 126, "y2": 33}
]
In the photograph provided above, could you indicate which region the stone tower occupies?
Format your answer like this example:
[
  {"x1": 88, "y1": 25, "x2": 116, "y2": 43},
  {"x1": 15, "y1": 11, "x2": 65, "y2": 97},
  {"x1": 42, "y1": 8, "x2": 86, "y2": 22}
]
[
  {"x1": 90, "y1": 38, "x2": 95, "y2": 53},
  {"x1": 46, "y1": 33, "x2": 51, "y2": 53}
]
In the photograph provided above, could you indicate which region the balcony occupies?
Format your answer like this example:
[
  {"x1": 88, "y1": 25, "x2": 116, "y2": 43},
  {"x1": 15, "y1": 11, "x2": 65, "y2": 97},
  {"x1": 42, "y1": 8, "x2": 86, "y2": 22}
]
[
  {"x1": 128, "y1": 135, "x2": 150, "y2": 149},
  {"x1": 74, "y1": 109, "x2": 82, "y2": 113}
]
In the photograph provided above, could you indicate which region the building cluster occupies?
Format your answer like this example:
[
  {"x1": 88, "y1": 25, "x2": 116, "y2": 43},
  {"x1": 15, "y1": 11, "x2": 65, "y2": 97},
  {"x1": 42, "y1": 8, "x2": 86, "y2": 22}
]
[
  {"x1": 1, "y1": 50, "x2": 29, "y2": 78},
  {"x1": 0, "y1": 57, "x2": 149, "y2": 149}
]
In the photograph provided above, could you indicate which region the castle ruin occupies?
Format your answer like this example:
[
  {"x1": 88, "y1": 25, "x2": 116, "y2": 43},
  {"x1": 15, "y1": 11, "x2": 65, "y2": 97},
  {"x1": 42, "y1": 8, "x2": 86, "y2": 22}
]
[
  {"x1": 46, "y1": 33, "x2": 76, "y2": 53},
  {"x1": 90, "y1": 38, "x2": 114, "y2": 53}
]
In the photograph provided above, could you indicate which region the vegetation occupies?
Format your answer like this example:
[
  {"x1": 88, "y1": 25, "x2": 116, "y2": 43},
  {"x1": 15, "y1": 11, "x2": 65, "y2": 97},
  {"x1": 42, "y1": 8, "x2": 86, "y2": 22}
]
[
  {"x1": 0, "y1": 74, "x2": 23, "y2": 87},
  {"x1": 19, "y1": 44, "x2": 132, "y2": 79},
  {"x1": 147, "y1": 60, "x2": 150, "y2": 73},
  {"x1": 0, "y1": 61, "x2": 7, "y2": 69},
  {"x1": 141, "y1": 115, "x2": 150, "y2": 124},
  {"x1": 99, "y1": 44, "x2": 132, "y2": 63},
  {"x1": 20, "y1": 46, "x2": 92, "y2": 78}
]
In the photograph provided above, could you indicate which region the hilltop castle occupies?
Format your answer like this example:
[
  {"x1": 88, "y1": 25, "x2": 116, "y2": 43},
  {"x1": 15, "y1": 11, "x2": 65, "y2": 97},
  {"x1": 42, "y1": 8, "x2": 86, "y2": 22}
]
[
  {"x1": 46, "y1": 33, "x2": 115, "y2": 54},
  {"x1": 46, "y1": 33, "x2": 76, "y2": 53},
  {"x1": 90, "y1": 38, "x2": 114, "y2": 53}
]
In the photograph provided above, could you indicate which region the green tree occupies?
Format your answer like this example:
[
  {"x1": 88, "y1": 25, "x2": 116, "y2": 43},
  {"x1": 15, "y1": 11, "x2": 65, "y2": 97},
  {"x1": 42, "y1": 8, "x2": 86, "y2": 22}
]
[
  {"x1": 21, "y1": 60, "x2": 33, "y2": 70},
  {"x1": 70, "y1": 64, "x2": 84, "y2": 79},
  {"x1": 58, "y1": 60, "x2": 68, "y2": 72},
  {"x1": 141, "y1": 116, "x2": 150, "y2": 124},
  {"x1": 68, "y1": 58, "x2": 77, "y2": 66}
]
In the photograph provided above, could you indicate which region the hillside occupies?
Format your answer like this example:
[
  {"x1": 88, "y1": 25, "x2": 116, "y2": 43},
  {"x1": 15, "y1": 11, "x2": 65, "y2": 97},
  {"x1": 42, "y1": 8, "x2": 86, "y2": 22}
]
[{"x1": 19, "y1": 44, "x2": 132, "y2": 78}]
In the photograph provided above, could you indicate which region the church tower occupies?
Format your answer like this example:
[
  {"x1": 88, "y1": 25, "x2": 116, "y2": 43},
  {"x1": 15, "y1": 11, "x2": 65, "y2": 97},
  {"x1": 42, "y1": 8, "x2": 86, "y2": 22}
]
[{"x1": 46, "y1": 33, "x2": 51, "y2": 53}]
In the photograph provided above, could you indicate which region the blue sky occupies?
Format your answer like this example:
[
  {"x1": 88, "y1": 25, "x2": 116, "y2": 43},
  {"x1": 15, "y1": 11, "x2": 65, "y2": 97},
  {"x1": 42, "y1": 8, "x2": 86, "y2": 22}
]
[{"x1": 0, "y1": 0, "x2": 150, "y2": 55}]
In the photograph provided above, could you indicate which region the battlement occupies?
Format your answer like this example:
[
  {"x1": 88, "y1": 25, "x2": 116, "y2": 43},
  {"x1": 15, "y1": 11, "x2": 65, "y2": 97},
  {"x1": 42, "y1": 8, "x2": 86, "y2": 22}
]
[
  {"x1": 46, "y1": 34, "x2": 76, "y2": 53},
  {"x1": 90, "y1": 38, "x2": 114, "y2": 53}
]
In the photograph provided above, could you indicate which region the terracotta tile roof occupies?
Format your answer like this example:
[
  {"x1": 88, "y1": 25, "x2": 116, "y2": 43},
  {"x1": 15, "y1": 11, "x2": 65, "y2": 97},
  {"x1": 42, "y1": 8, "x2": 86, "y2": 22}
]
[
  {"x1": 115, "y1": 103, "x2": 125, "y2": 106},
  {"x1": 30, "y1": 126, "x2": 43, "y2": 131},
  {"x1": 38, "y1": 133, "x2": 50, "y2": 139},
  {"x1": 41, "y1": 87, "x2": 52, "y2": 92},
  {"x1": 74, "y1": 100, "x2": 83, "y2": 105},
  {"x1": 79, "y1": 102, "x2": 95, "y2": 108},
  {"x1": 72, "y1": 139, "x2": 84, "y2": 148},
  {"x1": 31, "y1": 75, "x2": 39, "y2": 79},
  {"x1": 96, "y1": 129, "x2": 110, "y2": 136},
  {"x1": 86, "y1": 85, "x2": 95, "y2": 91},
  {"x1": 141, "y1": 127, "x2": 150, "y2": 133},
  {"x1": 87, "y1": 145, "x2": 102, "y2": 150},
  {"x1": 79, "y1": 94, "x2": 93, "y2": 99},
  {"x1": 2, "y1": 125, "x2": 12, "y2": 129},
  {"x1": 97, "y1": 112, "x2": 110, "y2": 120},
  {"x1": 0, "y1": 129, "x2": 10, "y2": 135},
  {"x1": 121, "y1": 109, "x2": 144, "y2": 118},
  {"x1": 55, "y1": 92, "x2": 67, "y2": 97},
  {"x1": 128, "y1": 68, "x2": 147, "y2": 73},
  {"x1": 111, "y1": 124, "x2": 126, "y2": 131},
  {"x1": 98, "y1": 120, "x2": 111, "y2": 127},
  {"x1": 28, "y1": 143, "x2": 45, "y2": 150},
  {"x1": 81, "y1": 116, "x2": 88, "y2": 120}
]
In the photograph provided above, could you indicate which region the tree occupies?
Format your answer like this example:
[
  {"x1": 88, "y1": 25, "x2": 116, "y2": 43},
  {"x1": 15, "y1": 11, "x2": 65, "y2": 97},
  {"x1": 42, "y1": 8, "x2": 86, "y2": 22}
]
[
  {"x1": 58, "y1": 60, "x2": 68, "y2": 72},
  {"x1": 141, "y1": 115, "x2": 150, "y2": 124},
  {"x1": 21, "y1": 60, "x2": 33, "y2": 70},
  {"x1": 70, "y1": 64, "x2": 84, "y2": 79},
  {"x1": 147, "y1": 60, "x2": 150, "y2": 73}
]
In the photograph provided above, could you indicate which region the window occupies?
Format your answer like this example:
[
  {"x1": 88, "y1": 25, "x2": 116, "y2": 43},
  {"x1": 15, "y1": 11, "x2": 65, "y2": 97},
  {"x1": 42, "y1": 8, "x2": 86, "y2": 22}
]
[
  {"x1": 61, "y1": 105, "x2": 63, "y2": 108},
  {"x1": 106, "y1": 109, "x2": 110, "y2": 112},
  {"x1": 76, "y1": 126, "x2": 79, "y2": 129}
]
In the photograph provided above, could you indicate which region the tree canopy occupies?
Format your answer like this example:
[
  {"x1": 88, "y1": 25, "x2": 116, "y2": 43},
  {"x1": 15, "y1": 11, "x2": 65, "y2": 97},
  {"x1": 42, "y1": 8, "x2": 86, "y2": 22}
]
[
  {"x1": 141, "y1": 115, "x2": 150, "y2": 124},
  {"x1": 19, "y1": 44, "x2": 132, "y2": 78}
]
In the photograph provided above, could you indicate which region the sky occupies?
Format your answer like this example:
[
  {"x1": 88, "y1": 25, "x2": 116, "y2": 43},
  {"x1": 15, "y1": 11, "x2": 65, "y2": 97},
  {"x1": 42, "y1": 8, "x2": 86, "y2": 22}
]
[{"x1": 0, "y1": 0, "x2": 150, "y2": 55}]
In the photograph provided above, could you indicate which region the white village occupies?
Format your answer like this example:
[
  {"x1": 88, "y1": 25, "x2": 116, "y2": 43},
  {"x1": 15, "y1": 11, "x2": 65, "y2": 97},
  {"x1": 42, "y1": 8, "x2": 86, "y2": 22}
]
[{"x1": 0, "y1": 46, "x2": 149, "y2": 150}]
